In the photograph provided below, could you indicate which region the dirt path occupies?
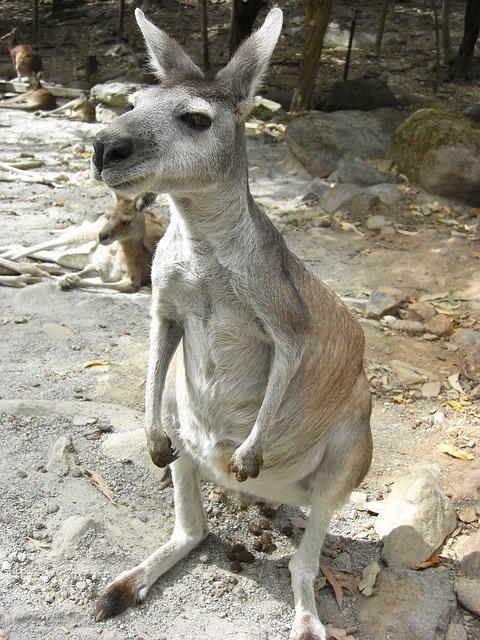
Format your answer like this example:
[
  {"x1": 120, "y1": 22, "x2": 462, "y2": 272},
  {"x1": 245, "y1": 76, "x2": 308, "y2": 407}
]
[{"x1": 0, "y1": 98, "x2": 479, "y2": 640}]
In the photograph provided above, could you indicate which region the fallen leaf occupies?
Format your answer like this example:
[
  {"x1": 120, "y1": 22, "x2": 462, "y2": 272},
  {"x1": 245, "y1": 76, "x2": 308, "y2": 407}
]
[
  {"x1": 319, "y1": 562, "x2": 343, "y2": 610},
  {"x1": 448, "y1": 400, "x2": 464, "y2": 412},
  {"x1": 0, "y1": 311, "x2": 14, "y2": 325},
  {"x1": 82, "y1": 360, "x2": 112, "y2": 369},
  {"x1": 336, "y1": 571, "x2": 360, "y2": 595},
  {"x1": 83, "y1": 469, "x2": 117, "y2": 505},
  {"x1": 416, "y1": 552, "x2": 440, "y2": 569},
  {"x1": 53, "y1": 200, "x2": 64, "y2": 206},
  {"x1": 314, "y1": 576, "x2": 327, "y2": 596},
  {"x1": 448, "y1": 373, "x2": 464, "y2": 393},
  {"x1": 436, "y1": 442, "x2": 475, "y2": 460},
  {"x1": 14, "y1": 316, "x2": 30, "y2": 324},
  {"x1": 358, "y1": 560, "x2": 380, "y2": 596},
  {"x1": 469, "y1": 251, "x2": 480, "y2": 259},
  {"x1": 339, "y1": 221, "x2": 365, "y2": 236},
  {"x1": 27, "y1": 537, "x2": 51, "y2": 549}
]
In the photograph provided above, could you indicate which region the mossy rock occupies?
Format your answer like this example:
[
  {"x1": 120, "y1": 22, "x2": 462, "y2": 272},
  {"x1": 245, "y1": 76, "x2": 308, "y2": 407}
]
[{"x1": 390, "y1": 108, "x2": 480, "y2": 205}]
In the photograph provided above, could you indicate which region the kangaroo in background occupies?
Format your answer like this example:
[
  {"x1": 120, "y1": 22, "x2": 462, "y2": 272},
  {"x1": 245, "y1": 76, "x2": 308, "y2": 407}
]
[
  {"x1": 91, "y1": 9, "x2": 372, "y2": 640},
  {"x1": 0, "y1": 75, "x2": 56, "y2": 111},
  {"x1": 1, "y1": 27, "x2": 43, "y2": 82},
  {"x1": 40, "y1": 92, "x2": 96, "y2": 122},
  {"x1": 1, "y1": 194, "x2": 164, "y2": 292}
]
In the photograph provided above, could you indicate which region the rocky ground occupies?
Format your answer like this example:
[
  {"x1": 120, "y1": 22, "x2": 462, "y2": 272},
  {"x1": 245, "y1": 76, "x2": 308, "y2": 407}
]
[{"x1": 1, "y1": 1, "x2": 480, "y2": 639}]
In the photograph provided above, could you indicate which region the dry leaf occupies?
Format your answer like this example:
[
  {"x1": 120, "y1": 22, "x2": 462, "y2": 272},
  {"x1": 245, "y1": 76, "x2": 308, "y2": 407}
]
[
  {"x1": 416, "y1": 552, "x2": 440, "y2": 569},
  {"x1": 314, "y1": 576, "x2": 327, "y2": 596},
  {"x1": 448, "y1": 400, "x2": 464, "y2": 412},
  {"x1": 83, "y1": 469, "x2": 117, "y2": 505},
  {"x1": 319, "y1": 563, "x2": 343, "y2": 610},
  {"x1": 436, "y1": 442, "x2": 475, "y2": 460},
  {"x1": 358, "y1": 560, "x2": 380, "y2": 596},
  {"x1": 82, "y1": 360, "x2": 112, "y2": 369},
  {"x1": 339, "y1": 221, "x2": 365, "y2": 236},
  {"x1": 27, "y1": 537, "x2": 51, "y2": 549},
  {"x1": 448, "y1": 373, "x2": 464, "y2": 393},
  {"x1": 336, "y1": 571, "x2": 360, "y2": 595},
  {"x1": 0, "y1": 311, "x2": 14, "y2": 325}
]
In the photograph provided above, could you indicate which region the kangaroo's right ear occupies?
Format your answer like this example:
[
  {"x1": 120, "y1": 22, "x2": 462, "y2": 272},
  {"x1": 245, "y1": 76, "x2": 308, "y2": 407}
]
[
  {"x1": 135, "y1": 9, "x2": 204, "y2": 81},
  {"x1": 136, "y1": 193, "x2": 157, "y2": 210}
]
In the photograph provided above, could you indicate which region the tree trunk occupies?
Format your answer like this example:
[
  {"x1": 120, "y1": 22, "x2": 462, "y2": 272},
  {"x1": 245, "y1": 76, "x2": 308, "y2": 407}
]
[
  {"x1": 375, "y1": 0, "x2": 389, "y2": 54},
  {"x1": 449, "y1": 0, "x2": 480, "y2": 80},
  {"x1": 441, "y1": 0, "x2": 453, "y2": 62},
  {"x1": 200, "y1": 0, "x2": 210, "y2": 72},
  {"x1": 228, "y1": 0, "x2": 266, "y2": 57},
  {"x1": 290, "y1": 0, "x2": 336, "y2": 113}
]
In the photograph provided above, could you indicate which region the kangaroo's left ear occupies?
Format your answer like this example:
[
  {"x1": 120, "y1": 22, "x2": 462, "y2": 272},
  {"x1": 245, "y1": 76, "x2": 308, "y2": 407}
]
[{"x1": 216, "y1": 8, "x2": 283, "y2": 117}]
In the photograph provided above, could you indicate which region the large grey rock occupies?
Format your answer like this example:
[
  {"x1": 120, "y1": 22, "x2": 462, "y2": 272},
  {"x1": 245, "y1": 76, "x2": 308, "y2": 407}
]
[
  {"x1": 460, "y1": 530, "x2": 480, "y2": 578},
  {"x1": 321, "y1": 79, "x2": 398, "y2": 112},
  {"x1": 455, "y1": 577, "x2": 480, "y2": 615},
  {"x1": 375, "y1": 468, "x2": 457, "y2": 568},
  {"x1": 90, "y1": 81, "x2": 145, "y2": 108},
  {"x1": 329, "y1": 160, "x2": 401, "y2": 186},
  {"x1": 390, "y1": 108, "x2": 480, "y2": 206},
  {"x1": 285, "y1": 109, "x2": 405, "y2": 177},
  {"x1": 319, "y1": 183, "x2": 380, "y2": 214},
  {"x1": 358, "y1": 565, "x2": 456, "y2": 640}
]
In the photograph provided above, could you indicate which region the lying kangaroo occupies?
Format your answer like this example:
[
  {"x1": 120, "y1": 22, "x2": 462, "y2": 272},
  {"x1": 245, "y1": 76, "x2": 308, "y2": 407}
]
[
  {"x1": 91, "y1": 9, "x2": 372, "y2": 640},
  {"x1": 40, "y1": 93, "x2": 96, "y2": 122},
  {"x1": 1, "y1": 27, "x2": 43, "y2": 81},
  {"x1": 2, "y1": 194, "x2": 164, "y2": 292},
  {"x1": 0, "y1": 76, "x2": 56, "y2": 111}
]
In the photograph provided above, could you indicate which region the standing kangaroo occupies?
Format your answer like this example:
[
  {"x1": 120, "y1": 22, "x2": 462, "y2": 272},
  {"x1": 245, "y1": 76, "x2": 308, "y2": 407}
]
[
  {"x1": 1, "y1": 27, "x2": 43, "y2": 81},
  {"x1": 92, "y1": 9, "x2": 372, "y2": 639}
]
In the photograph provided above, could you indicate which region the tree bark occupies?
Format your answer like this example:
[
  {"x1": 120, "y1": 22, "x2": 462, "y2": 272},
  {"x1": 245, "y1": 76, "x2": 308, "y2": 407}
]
[
  {"x1": 290, "y1": 0, "x2": 336, "y2": 113},
  {"x1": 200, "y1": 0, "x2": 210, "y2": 73},
  {"x1": 449, "y1": 0, "x2": 480, "y2": 80},
  {"x1": 228, "y1": 0, "x2": 266, "y2": 57},
  {"x1": 441, "y1": 0, "x2": 453, "y2": 62}
]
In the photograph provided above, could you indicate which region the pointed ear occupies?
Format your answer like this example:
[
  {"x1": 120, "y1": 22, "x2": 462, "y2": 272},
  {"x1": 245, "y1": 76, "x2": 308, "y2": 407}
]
[
  {"x1": 216, "y1": 8, "x2": 283, "y2": 117},
  {"x1": 136, "y1": 193, "x2": 157, "y2": 210},
  {"x1": 135, "y1": 9, "x2": 204, "y2": 81}
]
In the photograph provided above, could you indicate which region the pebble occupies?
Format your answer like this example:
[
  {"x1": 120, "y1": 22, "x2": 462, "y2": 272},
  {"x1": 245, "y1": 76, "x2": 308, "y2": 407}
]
[
  {"x1": 421, "y1": 381, "x2": 442, "y2": 398},
  {"x1": 424, "y1": 315, "x2": 454, "y2": 338}
]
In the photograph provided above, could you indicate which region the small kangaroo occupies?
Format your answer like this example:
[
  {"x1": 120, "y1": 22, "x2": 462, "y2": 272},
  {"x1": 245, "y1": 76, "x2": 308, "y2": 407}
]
[
  {"x1": 2, "y1": 194, "x2": 164, "y2": 292},
  {"x1": 1, "y1": 27, "x2": 43, "y2": 81},
  {"x1": 41, "y1": 93, "x2": 96, "y2": 122},
  {"x1": 0, "y1": 76, "x2": 56, "y2": 111},
  {"x1": 91, "y1": 9, "x2": 372, "y2": 640}
]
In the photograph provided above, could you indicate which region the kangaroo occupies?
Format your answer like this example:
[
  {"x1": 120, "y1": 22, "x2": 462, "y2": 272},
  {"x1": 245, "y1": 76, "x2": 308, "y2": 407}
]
[
  {"x1": 0, "y1": 76, "x2": 56, "y2": 111},
  {"x1": 58, "y1": 192, "x2": 164, "y2": 292},
  {"x1": 1, "y1": 27, "x2": 43, "y2": 81},
  {"x1": 1, "y1": 194, "x2": 163, "y2": 292},
  {"x1": 41, "y1": 93, "x2": 96, "y2": 122},
  {"x1": 91, "y1": 9, "x2": 372, "y2": 640}
]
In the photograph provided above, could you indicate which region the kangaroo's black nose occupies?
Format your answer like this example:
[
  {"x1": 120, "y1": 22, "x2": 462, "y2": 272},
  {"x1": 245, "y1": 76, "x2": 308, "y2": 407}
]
[{"x1": 92, "y1": 136, "x2": 134, "y2": 172}]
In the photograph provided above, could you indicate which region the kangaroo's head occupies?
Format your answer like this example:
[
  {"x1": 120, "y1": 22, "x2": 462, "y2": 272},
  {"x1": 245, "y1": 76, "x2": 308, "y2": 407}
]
[
  {"x1": 98, "y1": 193, "x2": 156, "y2": 245},
  {"x1": 91, "y1": 9, "x2": 282, "y2": 198}
]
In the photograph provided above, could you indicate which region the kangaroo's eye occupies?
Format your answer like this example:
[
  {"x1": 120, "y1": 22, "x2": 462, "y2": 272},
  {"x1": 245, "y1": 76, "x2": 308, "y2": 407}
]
[{"x1": 180, "y1": 112, "x2": 212, "y2": 130}]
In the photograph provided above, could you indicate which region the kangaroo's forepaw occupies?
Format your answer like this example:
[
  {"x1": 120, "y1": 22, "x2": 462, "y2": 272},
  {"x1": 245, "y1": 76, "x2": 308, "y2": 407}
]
[
  {"x1": 147, "y1": 433, "x2": 178, "y2": 468},
  {"x1": 230, "y1": 445, "x2": 263, "y2": 482}
]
